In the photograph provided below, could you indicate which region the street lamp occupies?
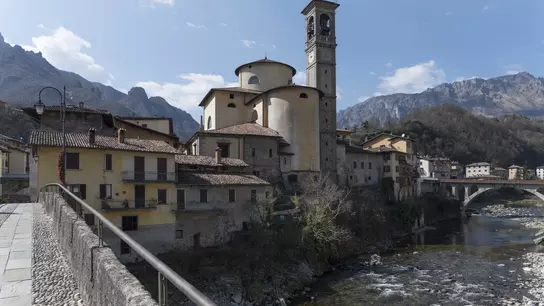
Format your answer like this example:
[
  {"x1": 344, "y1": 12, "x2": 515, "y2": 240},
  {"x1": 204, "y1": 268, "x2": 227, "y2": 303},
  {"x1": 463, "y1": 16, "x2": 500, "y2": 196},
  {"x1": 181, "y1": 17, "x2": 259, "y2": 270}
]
[{"x1": 35, "y1": 86, "x2": 67, "y2": 186}]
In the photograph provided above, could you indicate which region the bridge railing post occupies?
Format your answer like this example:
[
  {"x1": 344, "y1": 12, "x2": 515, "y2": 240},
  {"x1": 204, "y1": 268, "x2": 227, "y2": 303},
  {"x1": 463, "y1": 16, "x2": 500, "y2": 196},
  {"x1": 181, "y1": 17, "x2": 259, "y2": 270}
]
[{"x1": 158, "y1": 272, "x2": 168, "y2": 306}]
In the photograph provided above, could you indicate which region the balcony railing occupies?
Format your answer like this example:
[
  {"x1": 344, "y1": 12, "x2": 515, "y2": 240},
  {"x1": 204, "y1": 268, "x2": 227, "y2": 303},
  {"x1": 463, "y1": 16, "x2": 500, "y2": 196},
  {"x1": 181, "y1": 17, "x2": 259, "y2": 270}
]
[
  {"x1": 122, "y1": 171, "x2": 176, "y2": 182},
  {"x1": 171, "y1": 201, "x2": 224, "y2": 213},
  {"x1": 100, "y1": 198, "x2": 159, "y2": 211},
  {"x1": 1, "y1": 172, "x2": 29, "y2": 179}
]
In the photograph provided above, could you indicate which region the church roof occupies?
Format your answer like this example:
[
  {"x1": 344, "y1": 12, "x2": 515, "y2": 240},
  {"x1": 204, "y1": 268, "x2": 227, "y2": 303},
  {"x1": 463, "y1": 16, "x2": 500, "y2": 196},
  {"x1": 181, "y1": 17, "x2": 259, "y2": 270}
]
[
  {"x1": 201, "y1": 122, "x2": 282, "y2": 138},
  {"x1": 234, "y1": 58, "x2": 297, "y2": 77},
  {"x1": 198, "y1": 87, "x2": 262, "y2": 107},
  {"x1": 301, "y1": 1, "x2": 340, "y2": 15}
]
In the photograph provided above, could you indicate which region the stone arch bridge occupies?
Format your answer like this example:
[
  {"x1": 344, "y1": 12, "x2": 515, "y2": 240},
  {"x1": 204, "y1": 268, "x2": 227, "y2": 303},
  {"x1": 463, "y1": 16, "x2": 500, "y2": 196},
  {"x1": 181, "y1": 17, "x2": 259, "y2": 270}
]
[{"x1": 438, "y1": 179, "x2": 544, "y2": 211}]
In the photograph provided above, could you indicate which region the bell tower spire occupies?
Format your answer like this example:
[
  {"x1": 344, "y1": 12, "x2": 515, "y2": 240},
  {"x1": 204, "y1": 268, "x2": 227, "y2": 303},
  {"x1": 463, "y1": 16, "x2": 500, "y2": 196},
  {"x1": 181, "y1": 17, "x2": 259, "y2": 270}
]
[{"x1": 302, "y1": 0, "x2": 340, "y2": 179}]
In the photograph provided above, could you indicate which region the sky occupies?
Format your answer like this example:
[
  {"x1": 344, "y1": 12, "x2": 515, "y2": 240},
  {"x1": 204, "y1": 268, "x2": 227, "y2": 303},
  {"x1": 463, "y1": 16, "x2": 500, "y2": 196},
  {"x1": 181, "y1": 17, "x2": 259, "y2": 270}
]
[{"x1": 1, "y1": 0, "x2": 544, "y2": 121}]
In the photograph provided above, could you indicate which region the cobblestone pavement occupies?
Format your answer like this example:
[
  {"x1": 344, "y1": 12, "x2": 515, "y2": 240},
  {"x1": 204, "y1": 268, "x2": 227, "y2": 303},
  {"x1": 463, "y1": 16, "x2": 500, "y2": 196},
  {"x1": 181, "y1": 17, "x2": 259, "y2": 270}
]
[{"x1": 31, "y1": 202, "x2": 83, "y2": 306}]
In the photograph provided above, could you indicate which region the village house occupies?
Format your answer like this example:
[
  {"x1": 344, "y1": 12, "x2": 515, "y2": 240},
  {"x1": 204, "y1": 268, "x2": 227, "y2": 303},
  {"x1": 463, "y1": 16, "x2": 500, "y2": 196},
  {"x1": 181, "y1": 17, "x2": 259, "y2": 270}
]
[
  {"x1": 0, "y1": 134, "x2": 30, "y2": 195},
  {"x1": 29, "y1": 128, "x2": 180, "y2": 261},
  {"x1": 508, "y1": 165, "x2": 523, "y2": 180},
  {"x1": 465, "y1": 162, "x2": 492, "y2": 178},
  {"x1": 536, "y1": 166, "x2": 544, "y2": 180},
  {"x1": 450, "y1": 161, "x2": 464, "y2": 179},
  {"x1": 491, "y1": 167, "x2": 508, "y2": 180},
  {"x1": 418, "y1": 156, "x2": 451, "y2": 179}
]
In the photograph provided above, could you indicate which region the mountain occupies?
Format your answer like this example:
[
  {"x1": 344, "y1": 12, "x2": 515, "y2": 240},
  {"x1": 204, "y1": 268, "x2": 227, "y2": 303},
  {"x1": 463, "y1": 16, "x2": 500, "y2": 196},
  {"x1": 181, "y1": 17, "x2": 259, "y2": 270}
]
[
  {"x1": 0, "y1": 32, "x2": 199, "y2": 140},
  {"x1": 337, "y1": 72, "x2": 544, "y2": 129},
  {"x1": 351, "y1": 104, "x2": 544, "y2": 168}
]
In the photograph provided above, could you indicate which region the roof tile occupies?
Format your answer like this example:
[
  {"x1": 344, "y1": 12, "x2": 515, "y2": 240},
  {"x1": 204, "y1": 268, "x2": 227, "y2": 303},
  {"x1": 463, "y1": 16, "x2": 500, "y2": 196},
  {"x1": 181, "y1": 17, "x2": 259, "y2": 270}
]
[
  {"x1": 177, "y1": 172, "x2": 271, "y2": 186},
  {"x1": 202, "y1": 122, "x2": 282, "y2": 138},
  {"x1": 29, "y1": 130, "x2": 178, "y2": 154},
  {"x1": 175, "y1": 155, "x2": 248, "y2": 167}
]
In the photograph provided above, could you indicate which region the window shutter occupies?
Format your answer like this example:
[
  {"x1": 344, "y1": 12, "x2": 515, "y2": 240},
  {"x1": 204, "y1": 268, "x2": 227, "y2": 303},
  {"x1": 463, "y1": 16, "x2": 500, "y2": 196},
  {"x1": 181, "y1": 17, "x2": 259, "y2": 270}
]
[{"x1": 80, "y1": 184, "x2": 87, "y2": 200}]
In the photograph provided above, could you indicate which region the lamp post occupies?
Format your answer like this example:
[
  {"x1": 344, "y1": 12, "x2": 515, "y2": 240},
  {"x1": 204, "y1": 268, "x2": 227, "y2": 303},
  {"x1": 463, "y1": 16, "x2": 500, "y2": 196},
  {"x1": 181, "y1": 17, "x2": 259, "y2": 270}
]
[{"x1": 34, "y1": 86, "x2": 66, "y2": 186}]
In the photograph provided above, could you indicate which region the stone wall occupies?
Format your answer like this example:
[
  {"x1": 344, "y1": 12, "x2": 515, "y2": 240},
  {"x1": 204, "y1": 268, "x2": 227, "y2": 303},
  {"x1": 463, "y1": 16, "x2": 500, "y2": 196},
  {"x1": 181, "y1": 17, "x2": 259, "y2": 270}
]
[{"x1": 39, "y1": 193, "x2": 157, "y2": 306}]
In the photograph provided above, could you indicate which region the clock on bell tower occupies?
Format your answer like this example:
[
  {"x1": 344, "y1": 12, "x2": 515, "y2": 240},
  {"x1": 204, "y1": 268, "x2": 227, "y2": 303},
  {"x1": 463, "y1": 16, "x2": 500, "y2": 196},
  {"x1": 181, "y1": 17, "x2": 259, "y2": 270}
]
[{"x1": 302, "y1": 0, "x2": 340, "y2": 180}]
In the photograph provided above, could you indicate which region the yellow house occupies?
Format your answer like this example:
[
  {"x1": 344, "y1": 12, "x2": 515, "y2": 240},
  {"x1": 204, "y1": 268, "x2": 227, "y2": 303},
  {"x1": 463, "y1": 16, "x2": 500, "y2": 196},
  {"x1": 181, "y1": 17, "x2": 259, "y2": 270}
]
[
  {"x1": 0, "y1": 135, "x2": 29, "y2": 179},
  {"x1": 362, "y1": 134, "x2": 418, "y2": 201},
  {"x1": 29, "y1": 128, "x2": 179, "y2": 261}
]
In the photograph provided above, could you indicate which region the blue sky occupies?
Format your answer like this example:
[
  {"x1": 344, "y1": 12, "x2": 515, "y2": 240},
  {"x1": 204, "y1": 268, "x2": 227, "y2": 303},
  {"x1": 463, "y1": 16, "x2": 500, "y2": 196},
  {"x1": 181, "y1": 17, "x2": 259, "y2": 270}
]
[{"x1": 1, "y1": 0, "x2": 544, "y2": 121}]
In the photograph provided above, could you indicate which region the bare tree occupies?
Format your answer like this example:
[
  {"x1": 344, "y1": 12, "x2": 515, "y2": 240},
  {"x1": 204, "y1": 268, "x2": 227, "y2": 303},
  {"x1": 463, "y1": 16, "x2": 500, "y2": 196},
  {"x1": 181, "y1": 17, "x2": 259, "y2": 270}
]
[{"x1": 293, "y1": 173, "x2": 352, "y2": 253}]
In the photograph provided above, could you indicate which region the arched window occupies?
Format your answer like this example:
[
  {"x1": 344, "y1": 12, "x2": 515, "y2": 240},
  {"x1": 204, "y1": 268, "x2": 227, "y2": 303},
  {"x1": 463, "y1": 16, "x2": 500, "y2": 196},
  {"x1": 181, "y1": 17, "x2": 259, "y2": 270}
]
[
  {"x1": 207, "y1": 116, "x2": 212, "y2": 129},
  {"x1": 299, "y1": 93, "x2": 308, "y2": 99},
  {"x1": 251, "y1": 110, "x2": 258, "y2": 122},
  {"x1": 307, "y1": 16, "x2": 315, "y2": 40},
  {"x1": 320, "y1": 14, "x2": 331, "y2": 37},
  {"x1": 227, "y1": 103, "x2": 236, "y2": 108},
  {"x1": 248, "y1": 76, "x2": 260, "y2": 85}
]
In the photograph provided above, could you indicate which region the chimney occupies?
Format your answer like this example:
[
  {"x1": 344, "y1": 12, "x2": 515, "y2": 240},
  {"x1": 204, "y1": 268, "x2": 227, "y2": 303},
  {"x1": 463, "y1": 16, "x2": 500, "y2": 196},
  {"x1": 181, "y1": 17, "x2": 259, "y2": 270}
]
[
  {"x1": 118, "y1": 128, "x2": 126, "y2": 144},
  {"x1": 88, "y1": 128, "x2": 96, "y2": 145},
  {"x1": 200, "y1": 115, "x2": 204, "y2": 131},
  {"x1": 79, "y1": 101, "x2": 84, "y2": 108},
  {"x1": 215, "y1": 147, "x2": 222, "y2": 164}
]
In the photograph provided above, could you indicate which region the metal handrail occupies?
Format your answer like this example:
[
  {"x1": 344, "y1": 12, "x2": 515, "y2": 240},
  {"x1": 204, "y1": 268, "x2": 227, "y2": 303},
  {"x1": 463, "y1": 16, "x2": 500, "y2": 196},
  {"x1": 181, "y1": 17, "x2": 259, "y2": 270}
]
[{"x1": 39, "y1": 183, "x2": 216, "y2": 306}]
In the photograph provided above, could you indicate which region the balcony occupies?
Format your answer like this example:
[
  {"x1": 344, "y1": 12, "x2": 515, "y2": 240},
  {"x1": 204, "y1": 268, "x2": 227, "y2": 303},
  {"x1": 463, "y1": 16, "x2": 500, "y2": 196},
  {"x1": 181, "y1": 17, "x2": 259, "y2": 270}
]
[
  {"x1": 121, "y1": 171, "x2": 176, "y2": 182},
  {"x1": 100, "y1": 198, "x2": 158, "y2": 211},
  {"x1": 170, "y1": 201, "x2": 227, "y2": 214},
  {"x1": 1, "y1": 168, "x2": 29, "y2": 180}
]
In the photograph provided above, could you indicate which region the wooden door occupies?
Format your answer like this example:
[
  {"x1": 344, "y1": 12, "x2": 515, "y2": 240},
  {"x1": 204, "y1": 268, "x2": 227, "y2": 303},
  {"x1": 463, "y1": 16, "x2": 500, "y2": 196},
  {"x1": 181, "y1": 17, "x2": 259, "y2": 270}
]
[
  {"x1": 134, "y1": 185, "x2": 146, "y2": 208},
  {"x1": 134, "y1": 156, "x2": 145, "y2": 180}
]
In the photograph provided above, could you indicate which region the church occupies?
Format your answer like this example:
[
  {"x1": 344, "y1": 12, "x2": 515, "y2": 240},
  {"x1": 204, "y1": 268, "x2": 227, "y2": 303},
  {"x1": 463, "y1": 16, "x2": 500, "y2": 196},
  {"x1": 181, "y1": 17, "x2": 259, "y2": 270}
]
[{"x1": 184, "y1": 0, "x2": 341, "y2": 187}]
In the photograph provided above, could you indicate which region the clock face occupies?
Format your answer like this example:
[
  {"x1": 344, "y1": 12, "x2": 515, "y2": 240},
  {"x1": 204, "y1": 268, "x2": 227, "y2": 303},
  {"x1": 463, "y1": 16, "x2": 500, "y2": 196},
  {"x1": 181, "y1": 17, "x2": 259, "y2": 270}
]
[{"x1": 308, "y1": 50, "x2": 315, "y2": 65}]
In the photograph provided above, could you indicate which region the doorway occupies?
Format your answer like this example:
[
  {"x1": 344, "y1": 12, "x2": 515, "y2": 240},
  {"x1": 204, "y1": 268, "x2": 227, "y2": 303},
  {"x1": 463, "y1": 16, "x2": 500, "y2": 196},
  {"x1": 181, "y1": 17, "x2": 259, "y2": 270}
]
[
  {"x1": 134, "y1": 156, "x2": 145, "y2": 180},
  {"x1": 193, "y1": 233, "x2": 201, "y2": 249},
  {"x1": 134, "y1": 185, "x2": 146, "y2": 208}
]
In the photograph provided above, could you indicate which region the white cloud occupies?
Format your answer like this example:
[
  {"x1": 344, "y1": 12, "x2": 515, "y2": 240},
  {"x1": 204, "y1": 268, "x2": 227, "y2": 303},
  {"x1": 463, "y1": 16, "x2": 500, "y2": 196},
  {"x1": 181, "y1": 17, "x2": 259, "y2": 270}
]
[
  {"x1": 241, "y1": 40, "x2": 257, "y2": 48},
  {"x1": 186, "y1": 22, "x2": 208, "y2": 30},
  {"x1": 136, "y1": 73, "x2": 237, "y2": 111},
  {"x1": 220, "y1": 23, "x2": 227, "y2": 27},
  {"x1": 376, "y1": 60, "x2": 446, "y2": 95},
  {"x1": 337, "y1": 87, "x2": 344, "y2": 100},
  {"x1": 152, "y1": 0, "x2": 175, "y2": 5},
  {"x1": 20, "y1": 26, "x2": 114, "y2": 85},
  {"x1": 505, "y1": 64, "x2": 523, "y2": 75},
  {"x1": 272, "y1": 45, "x2": 277, "y2": 49},
  {"x1": 455, "y1": 76, "x2": 479, "y2": 82},
  {"x1": 293, "y1": 71, "x2": 307, "y2": 85}
]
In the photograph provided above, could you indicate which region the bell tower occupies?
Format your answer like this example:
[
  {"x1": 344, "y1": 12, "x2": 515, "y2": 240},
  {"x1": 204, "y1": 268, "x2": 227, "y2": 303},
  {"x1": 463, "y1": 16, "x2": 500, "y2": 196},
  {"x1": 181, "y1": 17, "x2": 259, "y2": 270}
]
[{"x1": 302, "y1": 0, "x2": 339, "y2": 180}]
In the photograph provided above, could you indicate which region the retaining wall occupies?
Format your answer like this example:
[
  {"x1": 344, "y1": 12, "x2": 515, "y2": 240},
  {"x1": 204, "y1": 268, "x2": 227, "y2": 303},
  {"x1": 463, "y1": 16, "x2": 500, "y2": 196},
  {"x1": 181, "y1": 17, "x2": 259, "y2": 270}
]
[{"x1": 39, "y1": 193, "x2": 157, "y2": 306}]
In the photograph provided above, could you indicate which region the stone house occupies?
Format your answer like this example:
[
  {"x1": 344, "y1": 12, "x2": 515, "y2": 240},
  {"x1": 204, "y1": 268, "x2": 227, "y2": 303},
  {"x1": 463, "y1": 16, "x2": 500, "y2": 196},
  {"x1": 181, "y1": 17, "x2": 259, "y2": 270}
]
[
  {"x1": 450, "y1": 161, "x2": 464, "y2": 179},
  {"x1": 508, "y1": 165, "x2": 523, "y2": 180},
  {"x1": 173, "y1": 152, "x2": 273, "y2": 250},
  {"x1": 336, "y1": 138, "x2": 382, "y2": 188},
  {"x1": 465, "y1": 162, "x2": 492, "y2": 178},
  {"x1": 491, "y1": 167, "x2": 508, "y2": 180}
]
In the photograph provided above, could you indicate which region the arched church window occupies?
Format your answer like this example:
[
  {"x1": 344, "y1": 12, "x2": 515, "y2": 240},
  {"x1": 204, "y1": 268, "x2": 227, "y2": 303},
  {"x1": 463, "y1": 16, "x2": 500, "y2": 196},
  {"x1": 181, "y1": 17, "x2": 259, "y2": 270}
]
[
  {"x1": 251, "y1": 110, "x2": 258, "y2": 122},
  {"x1": 227, "y1": 103, "x2": 236, "y2": 108},
  {"x1": 248, "y1": 76, "x2": 260, "y2": 85},
  {"x1": 299, "y1": 93, "x2": 308, "y2": 99},
  {"x1": 207, "y1": 116, "x2": 212, "y2": 129},
  {"x1": 307, "y1": 16, "x2": 315, "y2": 40},
  {"x1": 320, "y1": 14, "x2": 331, "y2": 37}
]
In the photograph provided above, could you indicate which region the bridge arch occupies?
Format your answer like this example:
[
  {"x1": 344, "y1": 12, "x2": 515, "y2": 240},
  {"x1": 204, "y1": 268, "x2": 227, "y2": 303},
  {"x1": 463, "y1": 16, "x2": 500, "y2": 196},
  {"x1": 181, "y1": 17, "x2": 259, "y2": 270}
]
[{"x1": 463, "y1": 187, "x2": 544, "y2": 208}]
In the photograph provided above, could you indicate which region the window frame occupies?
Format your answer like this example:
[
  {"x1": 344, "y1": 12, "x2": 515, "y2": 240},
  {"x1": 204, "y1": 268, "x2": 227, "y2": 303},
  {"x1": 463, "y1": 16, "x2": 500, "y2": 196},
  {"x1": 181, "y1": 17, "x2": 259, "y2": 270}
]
[
  {"x1": 104, "y1": 154, "x2": 113, "y2": 171},
  {"x1": 199, "y1": 189, "x2": 208, "y2": 203},
  {"x1": 228, "y1": 189, "x2": 236, "y2": 202},
  {"x1": 121, "y1": 216, "x2": 138, "y2": 231},
  {"x1": 66, "y1": 152, "x2": 80, "y2": 170}
]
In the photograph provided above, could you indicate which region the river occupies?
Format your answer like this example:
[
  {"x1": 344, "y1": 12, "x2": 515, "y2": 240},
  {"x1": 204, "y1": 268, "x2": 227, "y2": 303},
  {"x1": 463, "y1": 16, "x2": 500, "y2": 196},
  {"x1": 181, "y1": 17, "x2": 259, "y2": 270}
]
[{"x1": 293, "y1": 201, "x2": 544, "y2": 305}]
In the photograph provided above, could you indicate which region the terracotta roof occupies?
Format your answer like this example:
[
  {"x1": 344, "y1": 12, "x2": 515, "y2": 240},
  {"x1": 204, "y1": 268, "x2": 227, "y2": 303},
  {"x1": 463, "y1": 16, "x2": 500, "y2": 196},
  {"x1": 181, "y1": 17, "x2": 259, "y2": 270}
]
[
  {"x1": 29, "y1": 130, "x2": 178, "y2": 154},
  {"x1": 198, "y1": 87, "x2": 262, "y2": 107},
  {"x1": 364, "y1": 146, "x2": 405, "y2": 154},
  {"x1": 114, "y1": 116, "x2": 179, "y2": 140},
  {"x1": 177, "y1": 172, "x2": 271, "y2": 186},
  {"x1": 0, "y1": 144, "x2": 9, "y2": 152},
  {"x1": 361, "y1": 133, "x2": 414, "y2": 146},
  {"x1": 23, "y1": 105, "x2": 110, "y2": 115},
  {"x1": 202, "y1": 122, "x2": 282, "y2": 138},
  {"x1": 175, "y1": 155, "x2": 248, "y2": 167},
  {"x1": 466, "y1": 162, "x2": 491, "y2": 167},
  {"x1": 234, "y1": 58, "x2": 297, "y2": 76}
]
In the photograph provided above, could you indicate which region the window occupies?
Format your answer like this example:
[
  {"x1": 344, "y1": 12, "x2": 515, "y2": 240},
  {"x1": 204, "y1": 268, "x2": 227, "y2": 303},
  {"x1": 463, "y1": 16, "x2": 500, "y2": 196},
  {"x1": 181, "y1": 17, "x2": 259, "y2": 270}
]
[
  {"x1": 268, "y1": 149, "x2": 273, "y2": 158},
  {"x1": 265, "y1": 191, "x2": 270, "y2": 198},
  {"x1": 99, "y1": 184, "x2": 112, "y2": 199},
  {"x1": 251, "y1": 148, "x2": 256, "y2": 157},
  {"x1": 299, "y1": 93, "x2": 308, "y2": 99},
  {"x1": 368, "y1": 162, "x2": 372, "y2": 169},
  {"x1": 176, "y1": 229, "x2": 183, "y2": 239},
  {"x1": 121, "y1": 216, "x2": 138, "y2": 231},
  {"x1": 120, "y1": 240, "x2": 130, "y2": 255},
  {"x1": 349, "y1": 175, "x2": 353, "y2": 180},
  {"x1": 229, "y1": 94, "x2": 235, "y2": 99},
  {"x1": 252, "y1": 170, "x2": 260, "y2": 176},
  {"x1": 69, "y1": 184, "x2": 86, "y2": 200},
  {"x1": 157, "y1": 189, "x2": 167, "y2": 204},
  {"x1": 250, "y1": 190, "x2": 257, "y2": 201},
  {"x1": 200, "y1": 189, "x2": 208, "y2": 202},
  {"x1": 227, "y1": 103, "x2": 236, "y2": 108},
  {"x1": 242, "y1": 222, "x2": 249, "y2": 230},
  {"x1": 207, "y1": 116, "x2": 212, "y2": 129},
  {"x1": 248, "y1": 76, "x2": 260, "y2": 84},
  {"x1": 142, "y1": 124, "x2": 148, "y2": 128},
  {"x1": 66, "y1": 152, "x2": 80, "y2": 170},
  {"x1": 384, "y1": 166, "x2": 391, "y2": 173},
  {"x1": 353, "y1": 161, "x2": 357, "y2": 169},
  {"x1": 396, "y1": 166, "x2": 400, "y2": 172},
  {"x1": 283, "y1": 158, "x2": 287, "y2": 165},
  {"x1": 287, "y1": 174, "x2": 298, "y2": 183},
  {"x1": 104, "y1": 154, "x2": 112, "y2": 171},
  {"x1": 192, "y1": 143, "x2": 197, "y2": 155},
  {"x1": 361, "y1": 162, "x2": 364, "y2": 169},
  {"x1": 84, "y1": 214, "x2": 95, "y2": 226},
  {"x1": 228, "y1": 189, "x2": 236, "y2": 202},
  {"x1": 218, "y1": 143, "x2": 230, "y2": 157}
]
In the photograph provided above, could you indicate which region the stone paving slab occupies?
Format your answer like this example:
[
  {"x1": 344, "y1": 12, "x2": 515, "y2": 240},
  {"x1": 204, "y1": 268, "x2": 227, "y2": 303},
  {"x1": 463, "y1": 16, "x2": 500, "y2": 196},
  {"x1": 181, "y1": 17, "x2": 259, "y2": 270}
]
[{"x1": 0, "y1": 203, "x2": 32, "y2": 306}]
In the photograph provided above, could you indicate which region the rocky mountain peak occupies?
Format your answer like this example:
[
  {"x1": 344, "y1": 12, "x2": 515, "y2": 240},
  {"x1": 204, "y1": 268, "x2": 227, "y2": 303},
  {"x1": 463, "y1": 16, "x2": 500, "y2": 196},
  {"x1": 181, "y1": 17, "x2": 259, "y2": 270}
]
[{"x1": 127, "y1": 87, "x2": 148, "y2": 101}]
